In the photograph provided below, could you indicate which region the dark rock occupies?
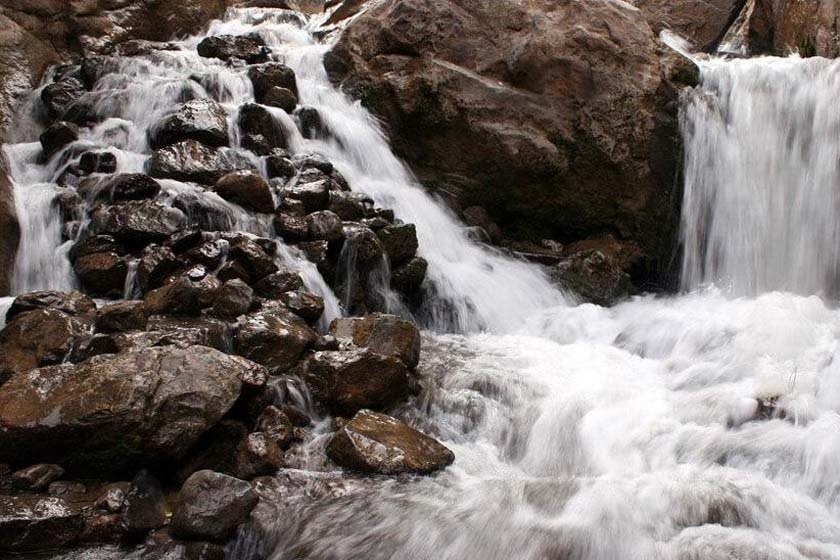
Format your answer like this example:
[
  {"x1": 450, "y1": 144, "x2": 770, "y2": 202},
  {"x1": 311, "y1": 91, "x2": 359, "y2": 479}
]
[
  {"x1": 197, "y1": 34, "x2": 270, "y2": 64},
  {"x1": 229, "y1": 237, "x2": 278, "y2": 282},
  {"x1": 330, "y1": 313, "x2": 421, "y2": 368},
  {"x1": 170, "y1": 470, "x2": 258, "y2": 541},
  {"x1": 238, "y1": 103, "x2": 288, "y2": 156},
  {"x1": 6, "y1": 290, "x2": 95, "y2": 322},
  {"x1": 214, "y1": 171, "x2": 275, "y2": 212},
  {"x1": 0, "y1": 309, "x2": 91, "y2": 382},
  {"x1": 299, "y1": 348, "x2": 410, "y2": 415},
  {"x1": 296, "y1": 106, "x2": 327, "y2": 139},
  {"x1": 186, "y1": 239, "x2": 226, "y2": 270},
  {"x1": 172, "y1": 192, "x2": 235, "y2": 231},
  {"x1": 283, "y1": 179, "x2": 330, "y2": 212},
  {"x1": 274, "y1": 212, "x2": 308, "y2": 241},
  {"x1": 0, "y1": 495, "x2": 84, "y2": 551},
  {"x1": 79, "y1": 151, "x2": 118, "y2": 174},
  {"x1": 148, "y1": 140, "x2": 256, "y2": 185},
  {"x1": 41, "y1": 78, "x2": 85, "y2": 120},
  {"x1": 124, "y1": 316, "x2": 233, "y2": 354},
  {"x1": 39, "y1": 121, "x2": 79, "y2": 160},
  {"x1": 91, "y1": 201, "x2": 186, "y2": 245},
  {"x1": 212, "y1": 280, "x2": 254, "y2": 320},
  {"x1": 253, "y1": 270, "x2": 304, "y2": 299},
  {"x1": 122, "y1": 470, "x2": 167, "y2": 534},
  {"x1": 79, "y1": 56, "x2": 121, "y2": 90},
  {"x1": 138, "y1": 244, "x2": 182, "y2": 293},
  {"x1": 69, "y1": 235, "x2": 125, "y2": 263},
  {"x1": 255, "y1": 406, "x2": 295, "y2": 449},
  {"x1": 234, "y1": 306, "x2": 317, "y2": 373},
  {"x1": 298, "y1": 240, "x2": 329, "y2": 267},
  {"x1": 74, "y1": 252, "x2": 128, "y2": 298},
  {"x1": 280, "y1": 290, "x2": 324, "y2": 325},
  {"x1": 96, "y1": 301, "x2": 147, "y2": 333},
  {"x1": 329, "y1": 191, "x2": 371, "y2": 220},
  {"x1": 144, "y1": 272, "x2": 221, "y2": 316},
  {"x1": 175, "y1": 421, "x2": 247, "y2": 483},
  {"x1": 327, "y1": 410, "x2": 454, "y2": 475},
  {"x1": 549, "y1": 237, "x2": 643, "y2": 306},
  {"x1": 265, "y1": 151, "x2": 295, "y2": 180},
  {"x1": 12, "y1": 463, "x2": 65, "y2": 491},
  {"x1": 96, "y1": 482, "x2": 130, "y2": 513},
  {"x1": 234, "y1": 432, "x2": 285, "y2": 480},
  {"x1": 391, "y1": 256, "x2": 428, "y2": 295},
  {"x1": 149, "y1": 99, "x2": 229, "y2": 149},
  {"x1": 292, "y1": 153, "x2": 332, "y2": 174},
  {"x1": 168, "y1": 229, "x2": 204, "y2": 254},
  {"x1": 184, "y1": 541, "x2": 227, "y2": 560},
  {"x1": 377, "y1": 223, "x2": 418, "y2": 266},
  {"x1": 68, "y1": 334, "x2": 120, "y2": 363},
  {"x1": 48, "y1": 481, "x2": 86, "y2": 497},
  {"x1": 341, "y1": 222, "x2": 384, "y2": 266},
  {"x1": 263, "y1": 86, "x2": 297, "y2": 112},
  {"x1": 0, "y1": 346, "x2": 254, "y2": 474},
  {"x1": 314, "y1": 334, "x2": 340, "y2": 351},
  {"x1": 217, "y1": 260, "x2": 251, "y2": 284},
  {"x1": 249, "y1": 63, "x2": 298, "y2": 103},
  {"x1": 79, "y1": 173, "x2": 161, "y2": 203},
  {"x1": 462, "y1": 206, "x2": 502, "y2": 244},
  {"x1": 306, "y1": 210, "x2": 344, "y2": 241},
  {"x1": 79, "y1": 513, "x2": 124, "y2": 545}
]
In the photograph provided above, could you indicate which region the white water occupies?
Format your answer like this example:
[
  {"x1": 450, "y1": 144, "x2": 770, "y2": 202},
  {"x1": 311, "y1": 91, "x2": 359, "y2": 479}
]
[{"x1": 7, "y1": 7, "x2": 840, "y2": 560}]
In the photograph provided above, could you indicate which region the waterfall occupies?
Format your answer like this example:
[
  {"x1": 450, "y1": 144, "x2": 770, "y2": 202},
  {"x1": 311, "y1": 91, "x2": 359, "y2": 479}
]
[{"x1": 680, "y1": 56, "x2": 840, "y2": 296}]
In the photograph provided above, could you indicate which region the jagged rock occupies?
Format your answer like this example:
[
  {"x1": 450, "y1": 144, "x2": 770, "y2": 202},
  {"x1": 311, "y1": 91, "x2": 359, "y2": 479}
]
[
  {"x1": 249, "y1": 63, "x2": 299, "y2": 103},
  {"x1": 79, "y1": 173, "x2": 161, "y2": 203},
  {"x1": 283, "y1": 179, "x2": 330, "y2": 212},
  {"x1": 186, "y1": 239, "x2": 226, "y2": 270},
  {"x1": 212, "y1": 280, "x2": 254, "y2": 319},
  {"x1": 330, "y1": 313, "x2": 421, "y2": 368},
  {"x1": 327, "y1": 410, "x2": 454, "y2": 475},
  {"x1": 74, "y1": 252, "x2": 128, "y2": 298},
  {"x1": 234, "y1": 432, "x2": 285, "y2": 480},
  {"x1": 263, "y1": 86, "x2": 298, "y2": 113},
  {"x1": 0, "y1": 495, "x2": 84, "y2": 551},
  {"x1": 197, "y1": 35, "x2": 270, "y2": 63},
  {"x1": 238, "y1": 103, "x2": 288, "y2": 156},
  {"x1": 149, "y1": 99, "x2": 229, "y2": 149},
  {"x1": 144, "y1": 271, "x2": 222, "y2": 316},
  {"x1": 0, "y1": 309, "x2": 91, "y2": 383},
  {"x1": 234, "y1": 306, "x2": 317, "y2": 373},
  {"x1": 138, "y1": 244, "x2": 182, "y2": 292},
  {"x1": 299, "y1": 348, "x2": 410, "y2": 415},
  {"x1": 96, "y1": 301, "x2": 147, "y2": 333},
  {"x1": 148, "y1": 140, "x2": 256, "y2": 185},
  {"x1": 253, "y1": 270, "x2": 304, "y2": 299},
  {"x1": 91, "y1": 201, "x2": 187, "y2": 245},
  {"x1": 255, "y1": 406, "x2": 295, "y2": 449},
  {"x1": 391, "y1": 256, "x2": 428, "y2": 295},
  {"x1": 41, "y1": 78, "x2": 85, "y2": 120},
  {"x1": 229, "y1": 237, "x2": 278, "y2": 282},
  {"x1": 280, "y1": 290, "x2": 324, "y2": 325},
  {"x1": 6, "y1": 290, "x2": 96, "y2": 322},
  {"x1": 47, "y1": 481, "x2": 86, "y2": 497},
  {"x1": 168, "y1": 229, "x2": 204, "y2": 253},
  {"x1": 305, "y1": 210, "x2": 344, "y2": 241},
  {"x1": 214, "y1": 171, "x2": 275, "y2": 212},
  {"x1": 176, "y1": 421, "x2": 247, "y2": 483},
  {"x1": 0, "y1": 346, "x2": 256, "y2": 474},
  {"x1": 296, "y1": 106, "x2": 327, "y2": 139},
  {"x1": 377, "y1": 223, "x2": 418, "y2": 266},
  {"x1": 117, "y1": 316, "x2": 233, "y2": 354},
  {"x1": 329, "y1": 191, "x2": 371, "y2": 220},
  {"x1": 170, "y1": 470, "x2": 258, "y2": 541},
  {"x1": 39, "y1": 121, "x2": 79, "y2": 159},
  {"x1": 122, "y1": 470, "x2": 167, "y2": 535},
  {"x1": 78, "y1": 151, "x2": 118, "y2": 174},
  {"x1": 12, "y1": 464, "x2": 65, "y2": 491}
]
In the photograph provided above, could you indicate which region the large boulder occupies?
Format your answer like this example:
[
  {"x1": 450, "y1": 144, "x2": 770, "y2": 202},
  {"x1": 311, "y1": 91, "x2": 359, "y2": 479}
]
[
  {"x1": 234, "y1": 306, "x2": 317, "y2": 373},
  {"x1": 0, "y1": 495, "x2": 84, "y2": 552},
  {"x1": 330, "y1": 313, "x2": 421, "y2": 368},
  {"x1": 149, "y1": 99, "x2": 230, "y2": 150},
  {"x1": 327, "y1": 410, "x2": 454, "y2": 475},
  {"x1": 298, "y1": 348, "x2": 410, "y2": 415},
  {"x1": 148, "y1": 140, "x2": 256, "y2": 185},
  {"x1": 238, "y1": 103, "x2": 289, "y2": 156},
  {"x1": 6, "y1": 290, "x2": 96, "y2": 322},
  {"x1": 629, "y1": 0, "x2": 744, "y2": 51},
  {"x1": 73, "y1": 251, "x2": 128, "y2": 298},
  {"x1": 170, "y1": 470, "x2": 258, "y2": 542},
  {"x1": 90, "y1": 201, "x2": 186, "y2": 245},
  {"x1": 0, "y1": 346, "x2": 262, "y2": 474},
  {"x1": 197, "y1": 35, "x2": 270, "y2": 64},
  {"x1": 326, "y1": 0, "x2": 689, "y2": 279},
  {"x1": 248, "y1": 63, "x2": 299, "y2": 103},
  {"x1": 214, "y1": 171, "x2": 275, "y2": 212}
]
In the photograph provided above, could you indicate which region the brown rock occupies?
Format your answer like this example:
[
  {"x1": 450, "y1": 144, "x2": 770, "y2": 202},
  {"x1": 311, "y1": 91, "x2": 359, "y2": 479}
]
[
  {"x1": 214, "y1": 171, "x2": 275, "y2": 212},
  {"x1": 629, "y1": 0, "x2": 744, "y2": 51},
  {"x1": 255, "y1": 406, "x2": 295, "y2": 449},
  {"x1": 148, "y1": 140, "x2": 256, "y2": 185},
  {"x1": 149, "y1": 99, "x2": 229, "y2": 149},
  {"x1": 144, "y1": 272, "x2": 221, "y2": 316},
  {"x1": 0, "y1": 495, "x2": 84, "y2": 552},
  {"x1": 330, "y1": 313, "x2": 421, "y2": 368},
  {"x1": 327, "y1": 410, "x2": 454, "y2": 475},
  {"x1": 96, "y1": 300, "x2": 147, "y2": 333},
  {"x1": 12, "y1": 463, "x2": 65, "y2": 491},
  {"x1": 73, "y1": 252, "x2": 128, "y2": 298},
  {"x1": 6, "y1": 290, "x2": 96, "y2": 322},
  {"x1": 0, "y1": 158, "x2": 20, "y2": 297},
  {"x1": 234, "y1": 432, "x2": 285, "y2": 480},
  {"x1": 234, "y1": 306, "x2": 317, "y2": 373},
  {"x1": 170, "y1": 470, "x2": 258, "y2": 542}
]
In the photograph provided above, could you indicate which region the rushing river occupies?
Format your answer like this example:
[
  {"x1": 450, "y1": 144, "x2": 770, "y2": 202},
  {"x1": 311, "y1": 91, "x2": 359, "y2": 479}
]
[{"x1": 6, "y1": 7, "x2": 840, "y2": 560}]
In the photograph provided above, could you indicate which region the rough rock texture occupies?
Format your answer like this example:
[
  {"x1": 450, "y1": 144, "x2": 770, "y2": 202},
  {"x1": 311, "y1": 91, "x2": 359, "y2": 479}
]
[
  {"x1": 330, "y1": 313, "x2": 421, "y2": 368},
  {"x1": 326, "y1": 0, "x2": 690, "y2": 280},
  {"x1": 0, "y1": 495, "x2": 84, "y2": 551},
  {"x1": 234, "y1": 306, "x2": 317, "y2": 373},
  {"x1": 0, "y1": 157, "x2": 19, "y2": 297},
  {"x1": 170, "y1": 470, "x2": 258, "y2": 542},
  {"x1": 0, "y1": 346, "x2": 257, "y2": 474},
  {"x1": 327, "y1": 410, "x2": 454, "y2": 475},
  {"x1": 629, "y1": 0, "x2": 745, "y2": 51}
]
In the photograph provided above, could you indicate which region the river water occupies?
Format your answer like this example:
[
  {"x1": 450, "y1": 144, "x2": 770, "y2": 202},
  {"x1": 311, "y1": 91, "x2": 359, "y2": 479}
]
[{"x1": 6, "y1": 6, "x2": 840, "y2": 560}]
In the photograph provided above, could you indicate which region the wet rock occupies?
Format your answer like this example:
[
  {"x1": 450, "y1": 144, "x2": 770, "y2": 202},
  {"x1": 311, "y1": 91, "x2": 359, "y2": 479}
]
[
  {"x1": 68, "y1": 334, "x2": 120, "y2": 363},
  {"x1": 377, "y1": 223, "x2": 418, "y2": 266},
  {"x1": 265, "y1": 151, "x2": 296, "y2": 180},
  {"x1": 341, "y1": 222, "x2": 384, "y2": 266},
  {"x1": 549, "y1": 237, "x2": 643, "y2": 306},
  {"x1": 48, "y1": 481, "x2": 87, "y2": 497},
  {"x1": 0, "y1": 309, "x2": 91, "y2": 382},
  {"x1": 229, "y1": 237, "x2": 278, "y2": 282},
  {"x1": 79, "y1": 151, "x2": 117, "y2": 174},
  {"x1": 298, "y1": 240, "x2": 329, "y2": 267},
  {"x1": 0, "y1": 346, "x2": 252, "y2": 474},
  {"x1": 263, "y1": 86, "x2": 298, "y2": 113},
  {"x1": 274, "y1": 212, "x2": 308, "y2": 241},
  {"x1": 234, "y1": 306, "x2": 317, "y2": 373},
  {"x1": 391, "y1": 256, "x2": 428, "y2": 295},
  {"x1": 145, "y1": 271, "x2": 221, "y2": 316},
  {"x1": 138, "y1": 244, "x2": 182, "y2": 293},
  {"x1": 255, "y1": 406, "x2": 295, "y2": 449},
  {"x1": 122, "y1": 470, "x2": 167, "y2": 535},
  {"x1": 292, "y1": 152, "x2": 333, "y2": 174},
  {"x1": 253, "y1": 269, "x2": 304, "y2": 299},
  {"x1": 80, "y1": 513, "x2": 124, "y2": 544},
  {"x1": 170, "y1": 470, "x2": 258, "y2": 542},
  {"x1": 306, "y1": 210, "x2": 344, "y2": 241},
  {"x1": 96, "y1": 301, "x2": 147, "y2": 333},
  {"x1": 299, "y1": 348, "x2": 410, "y2": 415},
  {"x1": 212, "y1": 280, "x2": 254, "y2": 320},
  {"x1": 329, "y1": 191, "x2": 371, "y2": 220},
  {"x1": 12, "y1": 463, "x2": 65, "y2": 491},
  {"x1": 149, "y1": 140, "x2": 256, "y2": 185},
  {"x1": 235, "y1": 432, "x2": 285, "y2": 480},
  {"x1": 6, "y1": 290, "x2": 96, "y2": 322},
  {"x1": 149, "y1": 99, "x2": 230, "y2": 149},
  {"x1": 173, "y1": 192, "x2": 235, "y2": 231},
  {"x1": 296, "y1": 106, "x2": 327, "y2": 139},
  {"x1": 186, "y1": 239, "x2": 226, "y2": 270},
  {"x1": 280, "y1": 290, "x2": 325, "y2": 325},
  {"x1": 79, "y1": 56, "x2": 121, "y2": 90},
  {"x1": 91, "y1": 201, "x2": 187, "y2": 245},
  {"x1": 123, "y1": 316, "x2": 232, "y2": 354},
  {"x1": 79, "y1": 173, "x2": 162, "y2": 203},
  {"x1": 69, "y1": 235, "x2": 125, "y2": 263},
  {"x1": 197, "y1": 34, "x2": 270, "y2": 64},
  {"x1": 249, "y1": 63, "x2": 299, "y2": 103},
  {"x1": 74, "y1": 252, "x2": 129, "y2": 298},
  {"x1": 96, "y1": 482, "x2": 129, "y2": 513},
  {"x1": 238, "y1": 103, "x2": 289, "y2": 156},
  {"x1": 214, "y1": 171, "x2": 275, "y2": 212},
  {"x1": 327, "y1": 410, "x2": 454, "y2": 475},
  {"x1": 168, "y1": 229, "x2": 204, "y2": 254},
  {"x1": 176, "y1": 421, "x2": 248, "y2": 483},
  {"x1": 216, "y1": 260, "x2": 251, "y2": 284},
  {"x1": 41, "y1": 77, "x2": 85, "y2": 120},
  {"x1": 283, "y1": 179, "x2": 331, "y2": 212},
  {"x1": 39, "y1": 121, "x2": 79, "y2": 159},
  {"x1": 0, "y1": 495, "x2": 84, "y2": 551},
  {"x1": 330, "y1": 313, "x2": 421, "y2": 368}
]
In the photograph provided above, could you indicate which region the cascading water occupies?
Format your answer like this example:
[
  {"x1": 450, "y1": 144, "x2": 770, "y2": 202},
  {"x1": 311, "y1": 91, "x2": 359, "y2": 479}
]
[{"x1": 9, "y1": 6, "x2": 840, "y2": 560}]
